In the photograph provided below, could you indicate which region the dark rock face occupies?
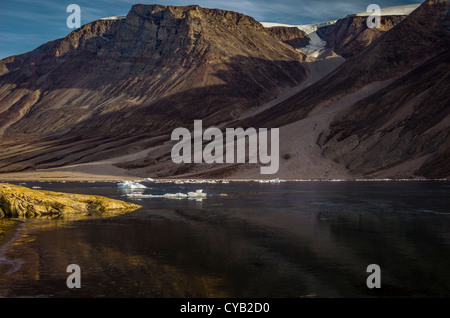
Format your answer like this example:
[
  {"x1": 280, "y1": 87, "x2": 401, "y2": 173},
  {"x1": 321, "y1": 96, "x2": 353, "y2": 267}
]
[
  {"x1": 316, "y1": 24, "x2": 335, "y2": 42},
  {"x1": 238, "y1": 0, "x2": 450, "y2": 179},
  {"x1": 318, "y1": 49, "x2": 450, "y2": 178},
  {"x1": 326, "y1": 15, "x2": 407, "y2": 57},
  {"x1": 317, "y1": 0, "x2": 450, "y2": 178},
  {"x1": 266, "y1": 26, "x2": 309, "y2": 48}
]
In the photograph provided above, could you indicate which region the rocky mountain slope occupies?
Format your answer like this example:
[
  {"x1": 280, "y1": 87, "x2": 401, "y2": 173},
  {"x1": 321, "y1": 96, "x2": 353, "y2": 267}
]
[
  {"x1": 325, "y1": 4, "x2": 420, "y2": 57},
  {"x1": 0, "y1": 5, "x2": 307, "y2": 139},
  {"x1": 266, "y1": 26, "x2": 309, "y2": 49},
  {"x1": 0, "y1": 4, "x2": 308, "y2": 173},
  {"x1": 237, "y1": 0, "x2": 450, "y2": 179},
  {"x1": 326, "y1": 15, "x2": 407, "y2": 57},
  {"x1": 0, "y1": 1, "x2": 448, "y2": 180}
]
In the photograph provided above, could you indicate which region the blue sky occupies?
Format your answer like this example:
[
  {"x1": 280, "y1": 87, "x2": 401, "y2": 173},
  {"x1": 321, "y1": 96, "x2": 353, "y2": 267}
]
[{"x1": 0, "y1": 0, "x2": 423, "y2": 59}]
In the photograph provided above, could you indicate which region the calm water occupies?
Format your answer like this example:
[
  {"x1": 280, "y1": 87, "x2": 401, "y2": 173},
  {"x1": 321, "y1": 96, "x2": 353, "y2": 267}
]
[{"x1": 0, "y1": 180, "x2": 449, "y2": 298}]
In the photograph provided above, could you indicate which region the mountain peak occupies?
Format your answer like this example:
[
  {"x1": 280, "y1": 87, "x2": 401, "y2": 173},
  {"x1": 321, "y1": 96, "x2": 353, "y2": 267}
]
[{"x1": 0, "y1": 4, "x2": 306, "y2": 143}]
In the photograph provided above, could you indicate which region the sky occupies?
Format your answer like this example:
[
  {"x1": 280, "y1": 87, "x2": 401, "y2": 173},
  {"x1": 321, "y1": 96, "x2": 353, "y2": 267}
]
[{"x1": 0, "y1": 0, "x2": 423, "y2": 59}]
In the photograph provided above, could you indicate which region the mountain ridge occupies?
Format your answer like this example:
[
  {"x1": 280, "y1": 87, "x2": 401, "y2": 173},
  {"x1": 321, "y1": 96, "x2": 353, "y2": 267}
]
[{"x1": 0, "y1": 1, "x2": 448, "y2": 179}]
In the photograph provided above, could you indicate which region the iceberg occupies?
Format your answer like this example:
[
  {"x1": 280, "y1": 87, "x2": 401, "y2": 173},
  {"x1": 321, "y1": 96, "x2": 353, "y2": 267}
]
[
  {"x1": 126, "y1": 193, "x2": 161, "y2": 199},
  {"x1": 165, "y1": 193, "x2": 188, "y2": 199},
  {"x1": 187, "y1": 189, "x2": 207, "y2": 198},
  {"x1": 126, "y1": 189, "x2": 207, "y2": 200},
  {"x1": 117, "y1": 181, "x2": 147, "y2": 189}
]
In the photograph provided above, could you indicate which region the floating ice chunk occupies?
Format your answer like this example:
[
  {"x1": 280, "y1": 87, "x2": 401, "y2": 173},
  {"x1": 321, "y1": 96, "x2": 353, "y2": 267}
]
[
  {"x1": 187, "y1": 189, "x2": 207, "y2": 198},
  {"x1": 126, "y1": 189, "x2": 206, "y2": 200},
  {"x1": 143, "y1": 178, "x2": 154, "y2": 182},
  {"x1": 165, "y1": 193, "x2": 188, "y2": 199},
  {"x1": 127, "y1": 193, "x2": 156, "y2": 199},
  {"x1": 32, "y1": 186, "x2": 42, "y2": 189},
  {"x1": 117, "y1": 181, "x2": 147, "y2": 189},
  {"x1": 257, "y1": 178, "x2": 281, "y2": 183}
]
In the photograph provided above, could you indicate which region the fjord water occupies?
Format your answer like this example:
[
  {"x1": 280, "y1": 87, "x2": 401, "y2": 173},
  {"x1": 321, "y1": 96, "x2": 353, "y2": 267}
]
[{"x1": 0, "y1": 180, "x2": 449, "y2": 297}]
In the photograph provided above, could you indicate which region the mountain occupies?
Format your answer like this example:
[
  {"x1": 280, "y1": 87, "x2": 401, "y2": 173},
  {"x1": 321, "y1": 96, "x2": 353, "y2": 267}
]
[
  {"x1": 261, "y1": 4, "x2": 420, "y2": 58},
  {"x1": 266, "y1": 26, "x2": 309, "y2": 49},
  {"x1": 318, "y1": 0, "x2": 450, "y2": 178},
  {"x1": 326, "y1": 15, "x2": 408, "y2": 58},
  {"x1": 0, "y1": 4, "x2": 308, "y2": 173},
  {"x1": 0, "y1": 1, "x2": 448, "y2": 180},
  {"x1": 236, "y1": 0, "x2": 450, "y2": 179},
  {"x1": 261, "y1": 20, "x2": 337, "y2": 58}
]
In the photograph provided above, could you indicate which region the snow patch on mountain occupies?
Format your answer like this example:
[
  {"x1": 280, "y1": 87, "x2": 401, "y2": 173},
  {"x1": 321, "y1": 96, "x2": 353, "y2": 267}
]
[
  {"x1": 352, "y1": 4, "x2": 420, "y2": 17},
  {"x1": 261, "y1": 4, "x2": 420, "y2": 58},
  {"x1": 100, "y1": 15, "x2": 127, "y2": 20}
]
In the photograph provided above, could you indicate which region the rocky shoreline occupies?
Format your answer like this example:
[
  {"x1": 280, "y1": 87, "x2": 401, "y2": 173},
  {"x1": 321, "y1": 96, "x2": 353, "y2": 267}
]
[{"x1": 0, "y1": 183, "x2": 141, "y2": 218}]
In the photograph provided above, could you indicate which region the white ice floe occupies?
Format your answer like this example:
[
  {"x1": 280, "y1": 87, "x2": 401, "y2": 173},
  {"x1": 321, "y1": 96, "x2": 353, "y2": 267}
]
[
  {"x1": 258, "y1": 178, "x2": 282, "y2": 183},
  {"x1": 126, "y1": 189, "x2": 207, "y2": 200},
  {"x1": 143, "y1": 178, "x2": 155, "y2": 182},
  {"x1": 165, "y1": 193, "x2": 188, "y2": 198},
  {"x1": 117, "y1": 181, "x2": 147, "y2": 189},
  {"x1": 187, "y1": 189, "x2": 207, "y2": 198},
  {"x1": 32, "y1": 186, "x2": 42, "y2": 189}
]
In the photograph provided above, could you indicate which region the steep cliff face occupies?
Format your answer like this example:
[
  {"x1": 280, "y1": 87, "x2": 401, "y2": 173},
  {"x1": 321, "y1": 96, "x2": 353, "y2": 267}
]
[
  {"x1": 266, "y1": 26, "x2": 309, "y2": 49},
  {"x1": 315, "y1": 24, "x2": 335, "y2": 42},
  {"x1": 0, "y1": 4, "x2": 308, "y2": 173},
  {"x1": 0, "y1": 4, "x2": 307, "y2": 140},
  {"x1": 237, "y1": 0, "x2": 450, "y2": 179},
  {"x1": 316, "y1": 0, "x2": 450, "y2": 179},
  {"x1": 326, "y1": 15, "x2": 407, "y2": 57}
]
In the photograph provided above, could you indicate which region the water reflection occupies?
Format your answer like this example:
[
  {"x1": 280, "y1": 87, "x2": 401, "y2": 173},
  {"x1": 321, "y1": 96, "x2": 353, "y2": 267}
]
[{"x1": 0, "y1": 181, "x2": 449, "y2": 297}]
